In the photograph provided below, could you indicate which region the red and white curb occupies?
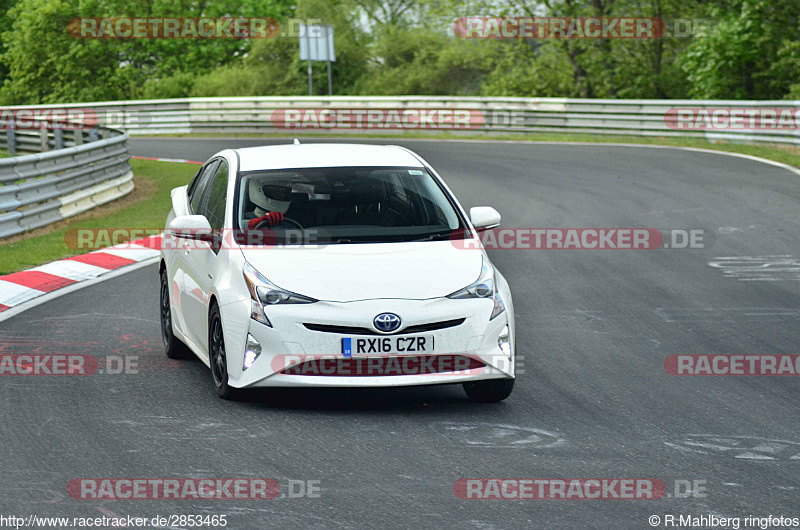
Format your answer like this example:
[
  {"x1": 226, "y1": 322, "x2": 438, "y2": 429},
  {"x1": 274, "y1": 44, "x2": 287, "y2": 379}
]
[
  {"x1": 0, "y1": 234, "x2": 162, "y2": 320},
  {"x1": 132, "y1": 155, "x2": 203, "y2": 165},
  {"x1": 0, "y1": 158, "x2": 201, "y2": 321}
]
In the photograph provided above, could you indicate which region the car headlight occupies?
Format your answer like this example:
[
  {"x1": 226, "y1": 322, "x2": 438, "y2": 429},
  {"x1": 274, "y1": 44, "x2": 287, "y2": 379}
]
[
  {"x1": 243, "y1": 262, "x2": 317, "y2": 327},
  {"x1": 447, "y1": 258, "x2": 506, "y2": 320}
]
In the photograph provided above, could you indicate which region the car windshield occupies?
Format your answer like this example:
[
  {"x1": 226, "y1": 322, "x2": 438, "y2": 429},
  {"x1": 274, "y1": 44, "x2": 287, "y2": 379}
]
[{"x1": 237, "y1": 166, "x2": 467, "y2": 244}]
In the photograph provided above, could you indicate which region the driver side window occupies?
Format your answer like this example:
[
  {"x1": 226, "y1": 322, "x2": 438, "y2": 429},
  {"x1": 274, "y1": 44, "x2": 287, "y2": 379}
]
[
  {"x1": 188, "y1": 160, "x2": 220, "y2": 215},
  {"x1": 199, "y1": 160, "x2": 229, "y2": 230}
]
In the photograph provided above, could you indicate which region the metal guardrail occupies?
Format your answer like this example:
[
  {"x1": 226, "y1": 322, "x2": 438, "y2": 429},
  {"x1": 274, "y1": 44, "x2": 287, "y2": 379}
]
[
  {"x1": 0, "y1": 123, "x2": 133, "y2": 239},
  {"x1": 1, "y1": 97, "x2": 799, "y2": 145}
]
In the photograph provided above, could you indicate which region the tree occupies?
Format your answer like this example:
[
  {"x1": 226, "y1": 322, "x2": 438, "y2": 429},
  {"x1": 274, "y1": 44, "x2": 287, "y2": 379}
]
[
  {"x1": 0, "y1": 0, "x2": 294, "y2": 103},
  {"x1": 679, "y1": 0, "x2": 800, "y2": 99}
]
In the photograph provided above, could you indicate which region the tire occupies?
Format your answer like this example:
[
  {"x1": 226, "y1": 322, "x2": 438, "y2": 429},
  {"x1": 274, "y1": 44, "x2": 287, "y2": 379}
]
[
  {"x1": 160, "y1": 268, "x2": 191, "y2": 359},
  {"x1": 463, "y1": 378, "x2": 515, "y2": 403},
  {"x1": 208, "y1": 304, "x2": 239, "y2": 400}
]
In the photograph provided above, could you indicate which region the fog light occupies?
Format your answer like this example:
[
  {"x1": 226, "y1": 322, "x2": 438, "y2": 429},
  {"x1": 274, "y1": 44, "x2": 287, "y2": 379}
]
[
  {"x1": 498, "y1": 325, "x2": 511, "y2": 357},
  {"x1": 243, "y1": 334, "x2": 262, "y2": 371}
]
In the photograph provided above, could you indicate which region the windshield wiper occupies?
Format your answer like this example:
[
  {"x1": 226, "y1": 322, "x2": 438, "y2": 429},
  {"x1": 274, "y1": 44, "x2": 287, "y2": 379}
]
[
  {"x1": 408, "y1": 230, "x2": 456, "y2": 242},
  {"x1": 323, "y1": 230, "x2": 457, "y2": 244}
]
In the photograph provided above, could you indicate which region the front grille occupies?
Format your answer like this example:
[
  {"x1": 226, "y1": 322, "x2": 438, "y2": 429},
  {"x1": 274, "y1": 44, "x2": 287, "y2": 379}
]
[
  {"x1": 281, "y1": 355, "x2": 485, "y2": 376},
  {"x1": 303, "y1": 318, "x2": 465, "y2": 336}
]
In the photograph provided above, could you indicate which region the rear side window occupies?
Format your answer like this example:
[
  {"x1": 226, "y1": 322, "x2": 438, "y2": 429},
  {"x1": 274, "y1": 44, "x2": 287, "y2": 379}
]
[
  {"x1": 189, "y1": 160, "x2": 220, "y2": 214},
  {"x1": 200, "y1": 161, "x2": 229, "y2": 230}
]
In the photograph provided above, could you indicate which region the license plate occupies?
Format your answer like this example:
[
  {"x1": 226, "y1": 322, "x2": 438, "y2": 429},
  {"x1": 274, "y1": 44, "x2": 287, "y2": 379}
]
[{"x1": 341, "y1": 336, "x2": 434, "y2": 357}]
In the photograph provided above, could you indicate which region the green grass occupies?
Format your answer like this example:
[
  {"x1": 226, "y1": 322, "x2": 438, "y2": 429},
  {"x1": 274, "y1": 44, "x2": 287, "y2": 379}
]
[
  {"x1": 144, "y1": 130, "x2": 800, "y2": 169},
  {"x1": 0, "y1": 159, "x2": 198, "y2": 275}
]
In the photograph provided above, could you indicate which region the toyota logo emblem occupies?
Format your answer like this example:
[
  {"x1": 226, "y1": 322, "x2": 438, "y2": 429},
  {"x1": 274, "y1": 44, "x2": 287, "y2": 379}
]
[{"x1": 373, "y1": 313, "x2": 401, "y2": 333}]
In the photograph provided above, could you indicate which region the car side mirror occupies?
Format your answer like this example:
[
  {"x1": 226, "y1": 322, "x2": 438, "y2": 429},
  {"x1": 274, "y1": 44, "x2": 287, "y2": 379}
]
[
  {"x1": 170, "y1": 185, "x2": 189, "y2": 216},
  {"x1": 469, "y1": 207, "x2": 501, "y2": 231},
  {"x1": 169, "y1": 215, "x2": 214, "y2": 242}
]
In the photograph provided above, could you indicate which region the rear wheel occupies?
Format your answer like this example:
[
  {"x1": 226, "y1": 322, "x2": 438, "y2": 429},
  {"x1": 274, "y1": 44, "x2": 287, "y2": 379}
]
[
  {"x1": 209, "y1": 304, "x2": 239, "y2": 400},
  {"x1": 463, "y1": 379, "x2": 515, "y2": 403},
  {"x1": 160, "y1": 268, "x2": 190, "y2": 359}
]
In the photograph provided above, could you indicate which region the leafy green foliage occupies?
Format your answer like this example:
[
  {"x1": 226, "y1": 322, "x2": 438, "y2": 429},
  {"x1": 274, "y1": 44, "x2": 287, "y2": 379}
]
[
  {"x1": 0, "y1": 0, "x2": 798, "y2": 102},
  {"x1": 353, "y1": 26, "x2": 495, "y2": 95},
  {"x1": 0, "y1": 0, "x2": 295, "y2": 103},
  {"x1": 678, "y1": 0, "x2": 800, "y2": 99},
  {"x1": 479, "y1": 42, "x2": 574, "y2": 97}
]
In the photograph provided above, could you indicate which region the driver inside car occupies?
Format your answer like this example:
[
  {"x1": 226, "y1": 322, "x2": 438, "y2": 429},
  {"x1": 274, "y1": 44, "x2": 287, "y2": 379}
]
[{"x1": 246, "y1": 180, "x2": 291, "y2": 230}]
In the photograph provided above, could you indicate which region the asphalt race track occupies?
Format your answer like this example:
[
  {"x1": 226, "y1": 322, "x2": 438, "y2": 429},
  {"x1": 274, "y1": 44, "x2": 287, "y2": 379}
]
[{"x1": 1, "y1": 138, "x2": 799, "y2": 528}]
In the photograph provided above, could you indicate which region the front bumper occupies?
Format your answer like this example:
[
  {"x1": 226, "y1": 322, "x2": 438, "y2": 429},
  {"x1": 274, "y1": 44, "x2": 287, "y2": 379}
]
[{"x1": 220, "y1": 296, "x2": 515, "y2": 389}]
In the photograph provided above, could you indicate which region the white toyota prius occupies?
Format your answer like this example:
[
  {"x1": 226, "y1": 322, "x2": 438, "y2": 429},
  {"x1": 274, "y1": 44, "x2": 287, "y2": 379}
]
[{"x1": 160, "y1": 143, "x2": 515, "y2": 401}]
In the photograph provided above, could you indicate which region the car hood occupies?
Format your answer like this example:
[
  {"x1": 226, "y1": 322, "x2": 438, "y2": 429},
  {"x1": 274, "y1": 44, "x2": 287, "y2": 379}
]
[{"x1": 240, "y1": 241, "x2": 483, "y2": 302}]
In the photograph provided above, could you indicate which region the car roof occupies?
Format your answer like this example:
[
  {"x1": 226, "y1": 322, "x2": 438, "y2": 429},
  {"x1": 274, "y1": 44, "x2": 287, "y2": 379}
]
[{"x1": 235, "y1": 143, "x2": 423, "y2": 172}]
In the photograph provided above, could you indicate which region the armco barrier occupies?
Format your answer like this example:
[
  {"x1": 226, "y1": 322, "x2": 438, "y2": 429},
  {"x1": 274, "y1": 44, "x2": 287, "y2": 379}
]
[
  {"x1": 0, "y1": 124, "x2": 132, "y2": 239},
  {"x1": 1, "y1": 97, "x2": 799, "y2": 145}
]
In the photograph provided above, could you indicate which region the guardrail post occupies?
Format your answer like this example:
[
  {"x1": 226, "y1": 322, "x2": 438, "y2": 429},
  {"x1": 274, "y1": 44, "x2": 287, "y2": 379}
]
[
  {"x1": 39, "y1": 125, "x2": 50, "y2": 153},
  {"x1": 54, "y1": 129, "x2": 64, "y2": 149},
  {"x1": 7, "y1": 128, "x2": 16, "y2": 155},
  {"x1": 73, "y1": 129, "x2": 83, "y2": 146},
  {"x1": 39, "y1": 126, "x2": 49, "y2": 152},
  {"x1": 89, "y1": 127, "x2": 99, "y2": 142}
]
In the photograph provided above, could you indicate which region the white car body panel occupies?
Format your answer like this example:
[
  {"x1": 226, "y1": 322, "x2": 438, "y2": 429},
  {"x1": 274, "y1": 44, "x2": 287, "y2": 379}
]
[
  {"x1": 236, "y1": 143, "x2": 422, "y2": 171},
  {"x1": 161, "y1": 143, "x2": 516, "y2": 391},
  {"x1": 239, "y1": 242, "x2": 482, "y2": 302}
]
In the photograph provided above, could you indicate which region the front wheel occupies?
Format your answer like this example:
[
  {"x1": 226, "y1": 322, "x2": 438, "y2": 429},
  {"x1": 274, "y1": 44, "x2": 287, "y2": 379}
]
[
  {"x1": 209, "y1": 304, "x2": 239, "y2": 400},
  {"x1": 463, "y1": 379, "x2": 515, "y2": 403},
  {"x1": 160, "y1": 268, "x2": 190, "y2": 359}
]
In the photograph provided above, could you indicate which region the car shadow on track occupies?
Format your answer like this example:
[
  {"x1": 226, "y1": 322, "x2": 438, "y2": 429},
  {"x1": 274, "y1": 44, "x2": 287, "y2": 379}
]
[
  {"x1": 175, "y1": 356, "x2": 513, "y2": 413},
  {"x1": 228, "y1": 386, "x2": 509, "y2": 413}
]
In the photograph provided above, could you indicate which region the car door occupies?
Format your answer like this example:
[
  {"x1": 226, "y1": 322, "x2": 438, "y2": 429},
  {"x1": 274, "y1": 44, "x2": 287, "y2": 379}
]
[
  {"x1": 182, "y1": 159, "x2": 229, "y2": 353},
  {"x1": 174, "y1": 159, "x2": 219, "y2": 339}
]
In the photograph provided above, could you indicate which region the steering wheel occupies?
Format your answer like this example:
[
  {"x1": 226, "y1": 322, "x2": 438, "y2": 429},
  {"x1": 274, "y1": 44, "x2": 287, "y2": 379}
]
[{"x1": 254, "y1": 216, "x2": 304, "y2": 230}]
